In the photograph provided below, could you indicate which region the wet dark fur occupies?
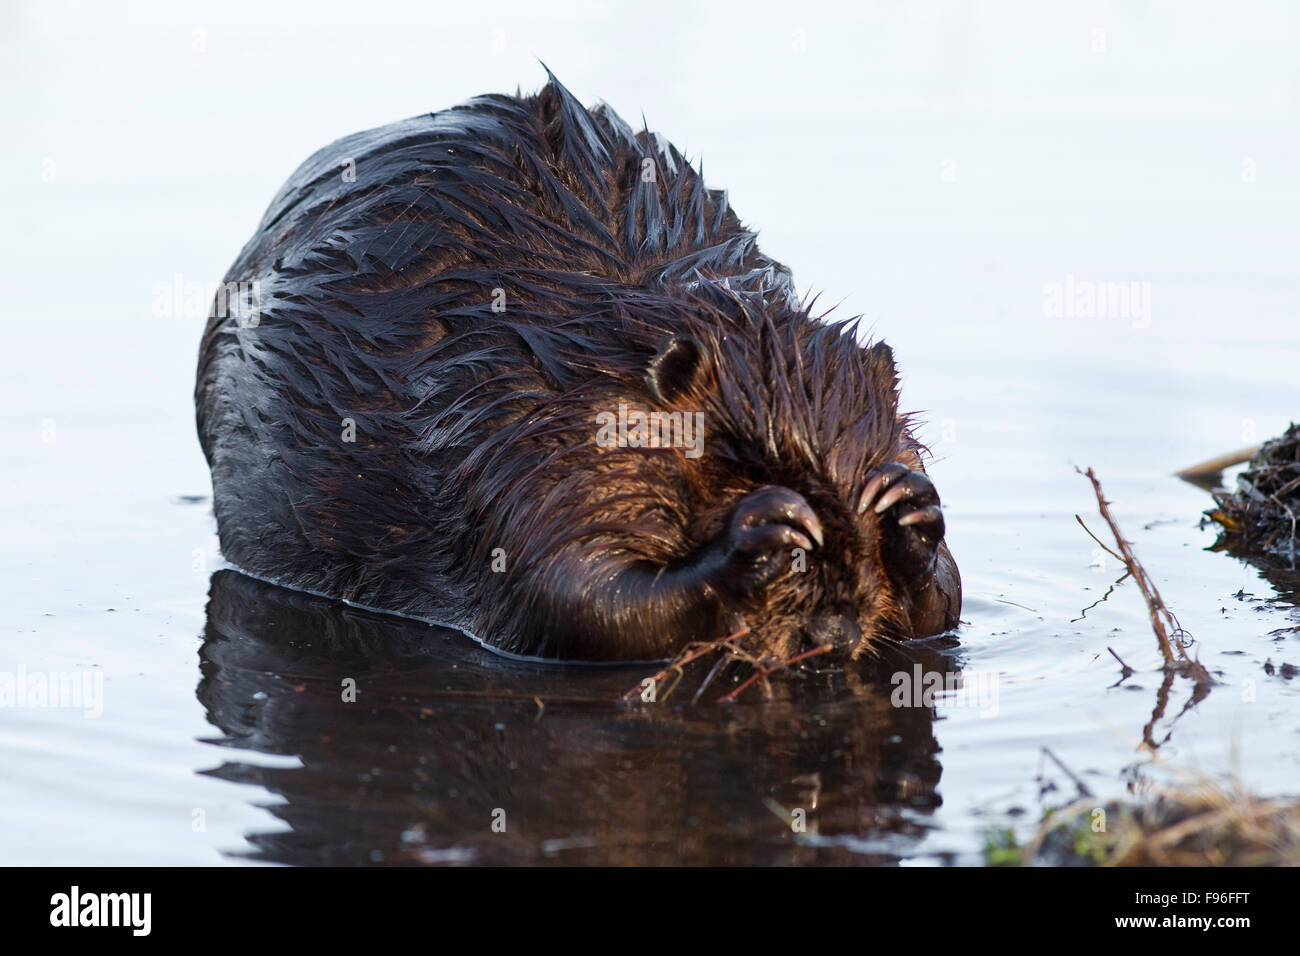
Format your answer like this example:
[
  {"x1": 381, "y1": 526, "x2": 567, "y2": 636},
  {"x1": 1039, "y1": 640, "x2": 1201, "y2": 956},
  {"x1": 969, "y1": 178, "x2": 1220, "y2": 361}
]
[{"x1": 196, "y1": 72, "x2": 960, "y2": 662}]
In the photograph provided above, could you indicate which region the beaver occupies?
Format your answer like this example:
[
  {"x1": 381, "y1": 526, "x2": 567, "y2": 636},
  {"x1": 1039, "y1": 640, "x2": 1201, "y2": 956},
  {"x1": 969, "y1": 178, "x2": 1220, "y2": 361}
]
[{"x1": 195, "y1": 71, "x2": 960, "y2": 663}]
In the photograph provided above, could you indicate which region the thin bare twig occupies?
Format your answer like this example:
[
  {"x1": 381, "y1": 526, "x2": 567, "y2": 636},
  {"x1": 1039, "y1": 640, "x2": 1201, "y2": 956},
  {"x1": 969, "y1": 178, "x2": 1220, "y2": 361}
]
[
  {"x1": 620, "y1": 627, "x2": 750, "y2": 702},
  {"x1": 717, "y1": 644, "x2": 834, "y2": 704},
  {"x1": 1042, "y1": 746, "x2": 1094, "y2": 799},
  {"x1": 1076, "y1": 467, "x2": 1212, "y2": 685},
  {"x1": 1075, "y1": 514, "x2": 1126, "y2": 565}
]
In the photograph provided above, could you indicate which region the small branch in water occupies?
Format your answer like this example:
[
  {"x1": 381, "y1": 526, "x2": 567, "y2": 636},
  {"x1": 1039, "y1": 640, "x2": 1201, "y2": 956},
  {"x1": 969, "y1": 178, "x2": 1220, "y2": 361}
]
[
  {"x1": 1174, "y1": 445, "x2": 1261, "y2": 484},
  {"x1": 620, "y1": 626, "x2": 750, "y2": 702},
  {"x1": 995, "y1": 598, "x2": 1039, "y2": 613},
  {"x1": 1075, "y1": 514, "x2": 1126, "y2": 566},
  {"x1": 1107, "y1": 646, "x2": 1134, "y2": 679},
  {"x1": 1075, "y1": 467, "x2": 1213, "y2": 686},
  {"x1": 692, "y1": 653, "x2": 732, "y2": 704},
  {"x1": 717, "y1": 644, "x2": 834, "y2": 704},
  {"x1": 1042, "y1": 746, "x2": 1094, "y2": 799}
]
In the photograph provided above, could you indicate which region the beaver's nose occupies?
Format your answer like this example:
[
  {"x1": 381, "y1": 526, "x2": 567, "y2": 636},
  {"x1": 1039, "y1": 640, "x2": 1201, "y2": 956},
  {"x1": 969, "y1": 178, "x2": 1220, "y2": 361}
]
[{"x1": 805, "y1": 613, "x2": 862, "y2": 654}]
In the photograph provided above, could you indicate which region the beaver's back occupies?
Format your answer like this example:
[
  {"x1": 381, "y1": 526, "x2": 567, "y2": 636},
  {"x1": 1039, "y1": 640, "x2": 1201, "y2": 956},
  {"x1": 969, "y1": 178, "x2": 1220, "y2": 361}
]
[{"x1": 196, "y1": 73, "x2": 797, "y2": 624}]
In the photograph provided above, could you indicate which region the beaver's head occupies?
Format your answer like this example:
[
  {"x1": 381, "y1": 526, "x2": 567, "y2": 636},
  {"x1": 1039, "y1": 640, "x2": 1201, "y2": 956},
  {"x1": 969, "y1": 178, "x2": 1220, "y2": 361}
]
[{"x1": 621, "y1": 298, "x2": 961, "y2": 661}]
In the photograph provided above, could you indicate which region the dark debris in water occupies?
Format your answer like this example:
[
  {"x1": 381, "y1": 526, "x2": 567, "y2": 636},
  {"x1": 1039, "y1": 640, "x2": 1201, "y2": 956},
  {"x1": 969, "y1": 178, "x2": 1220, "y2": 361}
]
[
  {"x1": 1206, "y1": 422, "x2": 1300, "y2": 560},
  {"x1": 1263, "y1": 658, "x2": 1297, "y2": 679}
]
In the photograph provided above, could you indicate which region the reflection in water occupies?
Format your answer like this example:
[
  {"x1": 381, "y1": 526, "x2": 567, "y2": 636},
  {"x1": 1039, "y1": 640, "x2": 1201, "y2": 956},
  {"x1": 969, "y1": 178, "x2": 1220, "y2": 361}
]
[
  {"x1": 197, "y1": 570, "x2": 963, "y2": 865},
  {"x1": 1208, "y1": 540, "x2": 1300, "y2": 610},
  {"x1": 1180, "y1": 469, "x2": 1300, "y2": 605}
]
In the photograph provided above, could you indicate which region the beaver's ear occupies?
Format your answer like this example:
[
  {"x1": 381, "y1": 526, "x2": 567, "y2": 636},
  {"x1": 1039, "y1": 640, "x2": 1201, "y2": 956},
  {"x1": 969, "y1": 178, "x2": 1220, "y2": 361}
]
[
  {"x1": 868, "y1": 341, "x2": 900, "y2": 393},
  {"x1": 647, "y1": 334, "x2": 708, "y2": 403}
]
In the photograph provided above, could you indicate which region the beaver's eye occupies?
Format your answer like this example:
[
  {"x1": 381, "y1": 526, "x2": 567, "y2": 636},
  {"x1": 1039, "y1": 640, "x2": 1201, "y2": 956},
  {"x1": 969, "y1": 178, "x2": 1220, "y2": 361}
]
[{"x1": 647, "y1": 334, "x2": 707, "y2": 403}]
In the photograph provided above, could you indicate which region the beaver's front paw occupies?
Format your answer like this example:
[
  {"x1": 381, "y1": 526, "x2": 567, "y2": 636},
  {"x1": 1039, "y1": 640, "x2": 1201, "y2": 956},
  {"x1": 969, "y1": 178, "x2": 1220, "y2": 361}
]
[
  {"x1": 701, "y1": 486, "x2": 823, "y2": 601},
  {"x1": 858, "y1": 463, "x2": 945, "y2": 587}
]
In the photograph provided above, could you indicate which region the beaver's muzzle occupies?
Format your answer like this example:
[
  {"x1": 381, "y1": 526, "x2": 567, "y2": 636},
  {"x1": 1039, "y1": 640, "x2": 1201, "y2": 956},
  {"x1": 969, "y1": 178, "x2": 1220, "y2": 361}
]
[{"x1": 804, "y1": 612, "x2": 863, "y2": 654}]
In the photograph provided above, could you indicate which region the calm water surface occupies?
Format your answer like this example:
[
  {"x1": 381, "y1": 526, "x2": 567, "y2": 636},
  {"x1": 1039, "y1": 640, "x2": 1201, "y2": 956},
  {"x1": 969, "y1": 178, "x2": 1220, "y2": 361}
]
[{"x1": 4, "y1": 272, "x2": 1296, "y2": 865}]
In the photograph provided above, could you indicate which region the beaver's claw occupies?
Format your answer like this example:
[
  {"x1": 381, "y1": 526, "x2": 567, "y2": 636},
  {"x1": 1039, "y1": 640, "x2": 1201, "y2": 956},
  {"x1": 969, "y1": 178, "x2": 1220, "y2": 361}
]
[
  {"x1": 859, "y1": 463, "x2": 945, "y2": 586},
  {"x1": 701, "y1": 486, "x2": 822, "y2": 600}
]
